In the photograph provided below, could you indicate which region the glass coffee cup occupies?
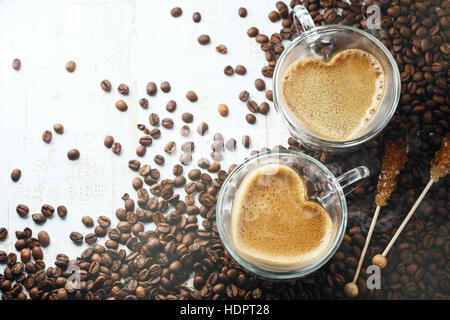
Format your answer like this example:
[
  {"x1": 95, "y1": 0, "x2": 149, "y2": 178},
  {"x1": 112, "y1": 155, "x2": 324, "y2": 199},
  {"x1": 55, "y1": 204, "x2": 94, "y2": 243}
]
[
  {"x1": 216, "y1": 150, "x2": 370, "y2": 280},
  {"x1": 273, "y1": 5, "x2": 401, "y2": 153}
]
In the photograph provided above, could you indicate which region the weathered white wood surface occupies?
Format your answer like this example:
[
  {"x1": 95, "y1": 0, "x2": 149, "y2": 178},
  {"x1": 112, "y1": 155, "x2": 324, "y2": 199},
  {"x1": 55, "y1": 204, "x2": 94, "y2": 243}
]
[{"x1": 0, "y1": 0, "x2": 290, "y2": 268}]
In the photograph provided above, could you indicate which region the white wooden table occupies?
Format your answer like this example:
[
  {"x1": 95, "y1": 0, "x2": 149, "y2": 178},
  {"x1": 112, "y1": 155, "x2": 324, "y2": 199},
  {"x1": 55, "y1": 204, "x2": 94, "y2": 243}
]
[{"x1": 0, "y1": 0, "x2": 290, "y2": 270}]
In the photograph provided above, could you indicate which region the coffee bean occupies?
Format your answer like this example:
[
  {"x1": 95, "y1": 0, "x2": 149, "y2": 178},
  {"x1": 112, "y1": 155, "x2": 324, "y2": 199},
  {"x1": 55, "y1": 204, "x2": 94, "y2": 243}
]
[
  {"x1": 211, "y1": 140, "x2": 224, "y2": 152},
  {"x1": 154, "y1": 155, "x2": 165, "y2": 166},
  {"x1": 247, "y1": 27, "x2": 259, "y2": 37},
  {"x1": 173, "y1": 164, "x2": 183, "y2": 176},
  {"x1": 16, "y1": 204, "x2": 29, "y2": 217},
  {"x1": 182, "y1": 112, "x2": 194, "y2": 123},
  {"x1": 246, "y1": 100, "x2": 258, "y2": 113},
  {"x1": 115, "y1": 100, "x2": 128, "y2": 112},
  {"x1": 235, "y1": 65, "x2": 247, "y2": 75},
  {"x1": 170, "y1": 7, "x2": 182, "y2": 17},
  {"x1": 246, "y1": 114, "x2": 256, "y2": 124},
  {"x1": 97, "y1": 216, "x2": 111, "y2": 228},
  {"x1": 100, "y1": 80, "x2": 111, "y2": 92},
  {"x1": 242, "y1": 135, "x2": 251, "y2": 148},
  {"x1": 53, "y1": 123, "x2": 64, "y2": 134},
  {"x1": 149, "y1": 113, "x2": 160, "y2": 126},
  {"x1": 213, "y1": 133, "x2": 224, "y2": 142},
  {"x1": 180, "y1": 125, "x2": 190, "y2": 137},
  {"x1": 41, "y1": 204, "x2": 55, "y2": 217},
  {"x1": 139, "y1": 98, "x2": 149, "y2": 109},
  {"x1": 268, "y1": 10, "x2": 280, "y2": 22},
  {"x1": 188, "y1": 169, "x2": 201, "y2": 181},
  {"x1": 0, "y1": 227, "x2": 8, "y2": 241},
  {"x1": 258, "y1": 102, "x2": 270, "y2": 114},
  {"x1": 180, "y1": 152, "x2": 192, "y2": 165},
  {"x1": 255, "y1": 78, "x2": 266, "y2": 91},
  {"x1": 65, "y1": 60, "x2": 76, "y2": 72},
  {"x1": 85, "y1": 233, "x2": 97, "y2": 244},
  {"x1": 186, "y1": 91, "x2": 198, "y2": 102},
  {"x1": 67, "y1": 149, "x2": 80, "y2": 160},
  {"x1": 146, "y1": 82, "x2": 157, "y2": 96},
  {"x1": 112, "y1": 142, "x2": 122, "y2": 155},
  {"x1": 104, "y1": 135, "x2": 114, "y2": 148},
  {"x1": 136, "y1": 146, "x2": 146, "y2": 157},
  {"x1": 57, "y1": 206, "x2": 67, "y2": 218},
  {"x1": 70, "y1": 232, "x2": 83, "y2": 245},
  {"x1": 225, "y1": 138, "x2": 236, "y2": 151},
  {"x1": 117, "y1": 84, "x2": 129, "y2": 95},
  {"x1": 197, "y1": 34, "x2": 210, "y2": 45},
  {"x1": 193, "y1": 12, "x2": 201, "y2": 23},
  {"x1": 198, "y1": 158, "x2": 210, "y2": 169},
  {"x1": 265, "y1": 90, "x2": 273, "y2": 101},
  {"x1": 208, "y1": 162, "x2": 221, "y2": 173},
  {"x1": 149, "y1": 129, "x2": 161, "y2": 139},
  {"x1": 164, "y1": 141, "x2": 176, "y2": 154},
  {"x1": 37, "y1": 231, "x2": 50, "y2": 247},
  {"x1": 138, "y1": 136, "x2": 152, "y2": 147},
  {"x1": 12, "y1": 58, "x2": 21, "y2": 70},
  {"x1": 218, "y1": 104, "x2": 229, "y2": 117},
  {"x1": 82, "y1": 216, "x2": 94, "y2": 227},
  {"x1": 42, "y1": 130, "x2": 52, "y2": 143},
  {"x1": 197, "y1": 122, "x2": 208, "y2": 136},
  {"x1": 224, "y1": 66, "x2": 234, "y2": 76},
  {"x1": 239, "y1": 90, "x2": 249, "y2": 102},
  {"x1": 238, "y1": 7, "x2": 247, "y2": 18},
  {"x1": 11, "y1": 169, "x2": 21, "y2": 182},
  {"x1": 216, "y1": 44, "x2": 227, "y2": 54},
  {"x1": 160, "y1": 81, "x2": 171, "y2": 93},
  {"x1": 166, "y1": 100, "x2": 177, "y2": 112}
]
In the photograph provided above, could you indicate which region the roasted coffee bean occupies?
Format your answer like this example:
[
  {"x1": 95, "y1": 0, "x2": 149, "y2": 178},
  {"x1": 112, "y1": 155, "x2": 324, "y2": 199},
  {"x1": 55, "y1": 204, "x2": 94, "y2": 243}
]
[
  {"x1": 193, "y1": 12, "x2": 201, "y2": 23},
  {"x1": 197, "y1": 122, "x2": 208, "y2": 136},
  {"x1": 188, "y1": 169, "x2": 201, "y2": 181},
  {"x1": 53, "y1": 123, "x2": 64, "y2": 134},
  {"x1": 197, "y1": 34, "x2": 210, "y2": 45},
  {"x1": 57, "y1": 206, "x2": 67, "y2": 218},
  {"x1": 235, "y1": 65, "x2": 247, "y2": 75},
  {"x1": 94, "y1": 226, "x2": 107, "y2": 237},
  {"x1": 182, "y1": 113, "x2": 193, "y2": 123},
  {"x1": 70, "y1": 232, "x2": 83, "y2": 245},
  {"x1": 162, "y1": 118, "x2": 174, "y2": 129},
  {"x1": 132, "y1": 177, "x2": 143, "y2": 190},
  {"x1": 146, "y1": 82, "x2": 157, "y2": 96},
  {"x1": 85, "y1": 233, "x2": 97, "y2": 245},
  {"x1": 37, "y1": 231, "x2": 50, "y2": 247},
  {"x1": 65, "y1": 60, "x2": 76, "y2": 72},
  {"x1": 246, "y1": 100, "x2": 258, "y2": 113},
  {"x1": 170, "y1": 7, "x2": 182, "y2": 17},
  {"x1": 242, "y1": 135, "x2": 251, "y2": 148},
  {"x1": 208, "y1": 162, "x2": 221, "y2": 173},
  {"x1": 180, "y1": 125, "x2": 190, "y2": 137},
  {"x1": 239, "y1": 90, "x2": 249, "y2": 102},
  {"x1": 41, "y1": 204, "x2": 55, "y2": 217},
  {"x1": 164, "y1": 141, "x2": 176, "y2": 154},
  {"x1": 0, "y1": 227, "x2": 7, "y2": 241},
  {"x1": 165, "y1": 100, "x2": 177, "y2": 112},
  {"x1": 173, "y1": 164, "x2": 183, "y2": 176},
  {"x1": 181, "y1": 141, "x2": 195, "y2": 153},
  {"x1": 258, "y1": 102, "x2": 270, "y2": 114},
  {"x1": 112, "y1": 142, "x2": 122, "y2": 155},
  {"x1": 149, "y1": 113, "x2": 160, "y2": 126},
  {"x1": 225, "y1": 138, "x2": 236, "y2": 151},
  {"x1": 218, "y1": 104, "x2": 229, "y2": 117},
  {"x1": 247, "y1": 27, "x2": 259, "y2": 37},
  {"x1": 268, "y1": 10, "x2": 280, "y2": 22},
  {"x1": 256, "y1": 34, "x2": 268, "y2": 43},
  {"x1": 265, "y1": 90, "x2": 273, "y2": 101},
  {"x1": 180, "y1": 152, "x2": 192, "y2": 165},
  {"x1": 11, "y1": 168, "x2": 22, "y2": 182},
  {"x1": 255, "y1": 78, "x2": 265, "y2": 91},
  {"x1": 16, "y1": 204, "x2": 29, "y2": 217},
  {"x1": 198, "y1": 158, "x2": 210, "y2": 169},
  {"x1": 136, "y1": 146, "x2": 146, "y2": 157},
  {"x1": 245, "y1": 114, "x2": 256, "y2": 124},
  {"x1": 216, "y1": 44, "x2": 227, "y2": 54},
  {"x1": 100, "y1": 80, "x2": 112, "y2": 92},
  {"x1": 186, "y1": 90, "x2": 198, "y2": 102},
  {"x1": 117, "y1": 84, "x2": 129, "y2": 95},
  {"x1": 115, "y1": 100, "x2": 128, "y2": 112},
  {"x1": 139, "y1": 98, "x2": 149, "y2": 109},
  {"x1": 12, "y1": 58, "x2": 21, "y2": 70},
  {"x1": 160, "y1": 81, "x2": 171, "y2": 93},
  {"x1": 67, "y1": 149, "x2": 80, "y2": 160},
  {"x1": 97, "y1": 216, "x2": 111, "y2": 228},
  {"x1": 42, "y1": 130, "x2": 52, "y2": 143},
  {"x1": 32, "y1": 214, "x2": 46, "y2": 224},
  {"x1": 149, "y1": 128, "x2": 161, "y2": 139},
  {"x1": 104, "y1": 135, "x2": 114, "y2": 148},
  {"x1": 238, "y1": 7, "x2": 247, "y2": 17},
  {"x1": 154, "y1": 155, "x2": 165, "y2": 166},
  {"x1": 224, "y1": 65, "x2": 234, "y2": 76}
]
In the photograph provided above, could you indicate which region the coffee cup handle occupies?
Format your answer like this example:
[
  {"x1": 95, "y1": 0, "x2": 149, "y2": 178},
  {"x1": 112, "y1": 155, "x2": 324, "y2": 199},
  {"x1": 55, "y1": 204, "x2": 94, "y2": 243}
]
[
  {"x1": 292, "y1": 5, "x2": 319, "y2": 38},
  {"x1": 336, "y1": 166, "x2": 370, "y2": 196}
]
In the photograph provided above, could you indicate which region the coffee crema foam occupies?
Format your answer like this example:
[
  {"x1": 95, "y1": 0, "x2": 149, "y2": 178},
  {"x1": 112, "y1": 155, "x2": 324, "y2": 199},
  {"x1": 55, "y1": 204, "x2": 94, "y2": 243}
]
[
  {"x1": 231, "y1": 164, "x2": 332, "y2": 268},
  {"x1": 282, "y1": 48, "x2": 385, "y2": 140}
]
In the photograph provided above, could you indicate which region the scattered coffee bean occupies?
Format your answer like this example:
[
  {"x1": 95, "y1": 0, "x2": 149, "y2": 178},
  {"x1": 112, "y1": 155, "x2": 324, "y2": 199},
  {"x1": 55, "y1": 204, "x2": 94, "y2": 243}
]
[
  {"x1": 182, "y1": 113, "x2": 194, "y2": 123},
  {"x1": 139, "y1": 98, "x2": 149, "y2": 109},
  {"x1": 139, "y1": 136, "x2": 152, "y2": 146},
  {"x1": 173, "y1": 164, "x2": 183, "y2": 176},
  {"x1": 256, "y1": 34, "x2": 269, "y2": 43},
  {"x1": 57, "y1": 206, "x2": 67, "y2": 218},
  {"x1": 225, "y1": 138, "x2": 236, "y2": 151},
  {"x1": 235, "y1": 65, "x2": 246, "y2": 75},
  {"x1": 208, "y1": 162, "x2": 221, "y2": 173},
  {"x1": 238, "y1": 7, "x2": 247, "y2": 17},
  {"x1": 117, "y1": 83, "x2": 129, "y2": 95},
  {"x1": 149, "y1": 129, "x2": 161, "y2": 139},
  {"x1": 82, "y1": 216, "x2": 94, "y2": 227},
  {"x1": 146, "y1": 82, "x2": 157, "y2": 96},
  {"x1": 216, "y1": 44, "x2": 227, "y2": 54},
  {"x1": 224, "y1": 66, "x2": 234, "y2": 76},
  {"x1": 242, "y1": 135, "x2": 251, "y2": 148},
  {"x1": 136, "y1": 146, "x2": 146, "y2": 157},
  {"x1": 218, "y1": 104, "x2": 229, "y2": 117},
  {"x1": 97, "y1": 216, "x2": 111, "y2": 228},
  {"x1": 70, "y1": 232, "x2": 83, "y2": 245},
  {"x1": 32, "y1": 214, "x2": 46, "y2": 224},
  {"x1": 149, "y1": 113, "x2": 160, "y2": 126},
  {"x1": 180, "y1": 125, "x2": 190, "y2": 137},
  {"x1": 42, "y1": 130, "x2": 52, "y2": 143},
  {"x1": 197, "y1": 122, "x2": 208, "y2": 136},
  {"x1": 160, "y1": 81, "x2": 171, "y2": 93},
  {"x1": 16, "y1": 204, "x2": 29, "y2": 217},
  {"x1": 112, "y1": 142, "x2": 122, "y2": 155},
  {"x1": 269, "y1": 10, "x2": 281, "y2": 22},
  {"x1": 94, "y1": 225, "x2": 107, "y2": 237},
  {"x1": 132, "y1": 177, "x2": 143, "y2": 190},
  {"x1": 197, "y1": 34, "x2": 210, "y2": 45},
  {"x1": 239, "y1": 90, "x2": 249, "y2": 101},
  {"x1": 41, "y1": 204, "x2": 55, "y2": 218},
  {"x1": 104, "y1": 135, "x2": 114, "y2": 148},
  {"x1": 12, "y1": 58, "x2": 21, "y2": 70},
  {"x1": 198, "y1": 158, "x2": 210, "y2": 169},
  {"x1": 37, "y1": 231, "x2": 50, "y2": 247},
  {"x1": 65, "y1": 60, "x2": 76, "y2": 72},
  {"x1": 258, "y1": 102, "x2": 270, "y2": 114},
  {"x1": 166, "y1": 100, "x2": 177, "y2": 112},
  {"x1": 84, "y1": 233, "x2": 97, "y2": 244},
  {"x1": 100, "y1": 80, "x2": 111, "y2": 92},
  {"x1": 193, "y1": 12, "x2": 201, "y2": 23},
  {"x1": 170, "y1": 7, "x2": 182, "y2": 17},
  {"x1": 245, "y1": 114, "x2": 256, "y2": 124},
  {"x1": 53, "y1": 123, "x2": 64, "y2": 134},
  {"x1": 255, "y1": 78, "x2": 266, "y2": 91},
  {"x1": 246, "y1": 100, "x2": 258, "y2": 113},
  {"x1": 265, "y1": 90, "x2": 273, "y2": 101},
  {"x1": 0, "y1": 227, "x2": 8, "y2": 241},
  {"x1": 115, "y1": 100, "x2": 128, "y2": 112},
  {"x1": 20, "y1": 248, "x2": 31, "y2": 263},
  {"x1": 179, "y1": 152, "x2": 192, "y2": 165},
  {"x1": 154, "y1": 155, "x2": 165, "y2": 166},
  {"x1": 188, "y1": 169, "x2": 201, "y2": 180},
  {"x1": 186, "y1": 90, "x2": 198, "y2": 102},
  {"x1": 247, "y1": 27, "x2": 259, "y2": 37},
  {"x1": 164, "y1": 141, "x2": 177, "y2": 154},
  {"x1": 67, "y1": 149, "x2": 80, "y2": 160},
  {"x1": 11, "y1": 169, "x2": 22, "y2": 182}
]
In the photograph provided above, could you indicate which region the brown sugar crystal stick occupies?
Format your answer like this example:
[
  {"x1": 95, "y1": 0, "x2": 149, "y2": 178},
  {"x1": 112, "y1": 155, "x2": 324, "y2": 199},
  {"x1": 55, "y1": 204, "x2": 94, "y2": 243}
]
[
  {"x1": 372, "y1": 134, "x2": 449, "y2": 270},
  {"x1": 344, "y1": 140, "x2": 408, "y2": 298}
]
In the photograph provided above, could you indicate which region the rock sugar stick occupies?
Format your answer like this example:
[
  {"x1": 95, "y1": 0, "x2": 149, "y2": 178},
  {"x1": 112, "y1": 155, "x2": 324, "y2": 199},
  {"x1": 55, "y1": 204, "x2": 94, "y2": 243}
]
[
  {"x1": 372, "y1": 134, "x2": 449, "y2": 270},
  {"x1": 344, "y1": 140, "x2": 408, "y2": 298}
]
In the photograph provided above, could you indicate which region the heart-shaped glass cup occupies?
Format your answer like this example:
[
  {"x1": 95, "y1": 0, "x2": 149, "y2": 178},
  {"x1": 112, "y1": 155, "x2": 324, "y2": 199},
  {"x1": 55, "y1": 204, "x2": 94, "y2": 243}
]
[{"x1": 216, "y1": 150, "x2": 369, "y2": 280}]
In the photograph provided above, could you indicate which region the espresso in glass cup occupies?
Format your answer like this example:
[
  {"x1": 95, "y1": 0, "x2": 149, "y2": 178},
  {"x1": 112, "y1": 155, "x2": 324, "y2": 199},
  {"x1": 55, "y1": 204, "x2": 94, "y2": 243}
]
[
  {"x1": 273, "y1": 5, "x2": 401, "y2": 153},
  {"x1": 216, "y1": 150, "x2": 370, "y2": 280}
]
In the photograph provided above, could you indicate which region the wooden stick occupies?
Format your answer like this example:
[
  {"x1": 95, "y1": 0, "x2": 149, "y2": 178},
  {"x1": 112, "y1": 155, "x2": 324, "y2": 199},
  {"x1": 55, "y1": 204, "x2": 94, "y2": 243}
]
[
  {"x1": 352, "y1": 205, "x2": 381, "y2": 283},
  {"x1": 382, "y1": 179, "x2": 434, "y2": 256}
]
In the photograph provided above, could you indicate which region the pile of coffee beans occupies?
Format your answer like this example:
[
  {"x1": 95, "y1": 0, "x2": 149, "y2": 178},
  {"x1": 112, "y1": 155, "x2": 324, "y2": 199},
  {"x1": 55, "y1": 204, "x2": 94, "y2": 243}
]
[{"x1": 1, "y1": 1, "x2": 448, "y2": 300}]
